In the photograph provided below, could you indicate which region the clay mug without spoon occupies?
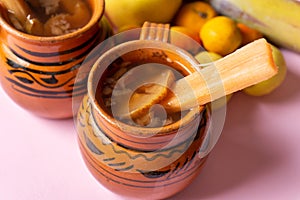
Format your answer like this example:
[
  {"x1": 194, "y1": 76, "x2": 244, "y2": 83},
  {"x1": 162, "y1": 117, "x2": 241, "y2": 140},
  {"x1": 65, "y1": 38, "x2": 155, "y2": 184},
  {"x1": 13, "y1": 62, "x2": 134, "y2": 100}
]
[
  {"x1": 0, "y1": 0, "x2": 111, "y2": 119},
  {"x1": 75, "y1": 22, "x2": 224, "y2": 199}
]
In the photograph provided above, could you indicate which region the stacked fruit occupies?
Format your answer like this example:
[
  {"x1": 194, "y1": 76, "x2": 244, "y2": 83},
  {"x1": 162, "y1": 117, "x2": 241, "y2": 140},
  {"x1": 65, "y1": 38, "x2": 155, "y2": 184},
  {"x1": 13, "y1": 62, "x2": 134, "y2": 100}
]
[
  {"x1": 104, "y1": 0, "x2": 287, "y2": 97},
  {"x1": 172, "y1": 1, "x2": 287, "y2": 97}
]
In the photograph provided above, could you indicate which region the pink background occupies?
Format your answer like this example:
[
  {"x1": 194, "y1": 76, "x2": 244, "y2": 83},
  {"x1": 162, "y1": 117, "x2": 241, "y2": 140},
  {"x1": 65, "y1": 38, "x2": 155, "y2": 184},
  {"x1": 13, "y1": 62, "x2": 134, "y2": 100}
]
[{"x1": 1, "y1": 48, "x2": 300, "y2": 200}]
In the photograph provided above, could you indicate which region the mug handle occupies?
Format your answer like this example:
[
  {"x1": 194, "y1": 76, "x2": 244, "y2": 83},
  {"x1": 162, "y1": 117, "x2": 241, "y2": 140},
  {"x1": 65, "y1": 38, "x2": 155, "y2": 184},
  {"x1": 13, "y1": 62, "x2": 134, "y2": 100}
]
[
  {"x1": 139, "y1": 21, "x2": 170, "y2": 42},
  {"x1": 138, "y1": 21, "x2": 224, "y2": 159}
]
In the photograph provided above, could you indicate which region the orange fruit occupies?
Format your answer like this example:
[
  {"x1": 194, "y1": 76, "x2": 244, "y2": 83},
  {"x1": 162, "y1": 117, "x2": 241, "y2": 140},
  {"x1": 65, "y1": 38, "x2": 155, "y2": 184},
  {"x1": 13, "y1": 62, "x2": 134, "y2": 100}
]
[
  {"x1": 170, "y1": 26, "x2": 202, "y2": 54},
  {"x1": 195, "y1": 51, "x2": 222, "y2": 64},
  {"x1": 171, "y1": 26, "x2": 201, "y2": 43},
  {"x1": 243, "y1": 45, "x2": 287, "y2": 96},
  {"x1": 200, "y1": 16, "x2": 242, "y2": 56},
  {"x1": 174, "y1": 1, "x2": 217, "y2": 33},
  {"x1": 237, "y1": 23, "x2": 263, "y2": 45}
]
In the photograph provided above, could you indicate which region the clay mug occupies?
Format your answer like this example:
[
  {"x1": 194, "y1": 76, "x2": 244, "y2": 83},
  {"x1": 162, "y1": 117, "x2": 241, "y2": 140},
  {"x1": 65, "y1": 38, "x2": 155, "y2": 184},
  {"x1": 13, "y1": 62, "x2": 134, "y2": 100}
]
[
  {"x1": 0, "y1": 0, "x2": 111, "y2": 119},
  {"x1": 76, "y1": 22, "x2": 222, "y2": 199}
]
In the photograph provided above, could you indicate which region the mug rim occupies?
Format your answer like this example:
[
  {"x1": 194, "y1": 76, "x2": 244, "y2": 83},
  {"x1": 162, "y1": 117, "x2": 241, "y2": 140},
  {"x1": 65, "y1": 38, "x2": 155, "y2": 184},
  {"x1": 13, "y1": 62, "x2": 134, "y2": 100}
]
[
  {"x1": 88, "y1": 39, "x2": 205, "y2": 136},
  {"x1": 0, "y1": 0, "x2": 105, "y2": 41}
]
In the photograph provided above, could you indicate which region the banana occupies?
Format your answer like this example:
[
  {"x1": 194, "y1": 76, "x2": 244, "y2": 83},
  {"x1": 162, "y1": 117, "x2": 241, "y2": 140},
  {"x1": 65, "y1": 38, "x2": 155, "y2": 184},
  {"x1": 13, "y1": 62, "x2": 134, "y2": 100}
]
[{"x1": 209, "y1": 0, "x2": 300, "y2": 53}]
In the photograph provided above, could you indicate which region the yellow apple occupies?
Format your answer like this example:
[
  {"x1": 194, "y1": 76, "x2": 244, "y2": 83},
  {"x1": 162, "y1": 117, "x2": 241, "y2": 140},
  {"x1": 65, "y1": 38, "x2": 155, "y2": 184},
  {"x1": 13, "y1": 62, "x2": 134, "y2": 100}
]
[
  {"x1": 105, "y1": 0, "x2": 182, "y2": 30},
  {"x1": 116, "y1": 24, "x2": 141, "y2": 33},
  {"x1": 243, "y1": 45, "x2": 287, "y2": 96}
]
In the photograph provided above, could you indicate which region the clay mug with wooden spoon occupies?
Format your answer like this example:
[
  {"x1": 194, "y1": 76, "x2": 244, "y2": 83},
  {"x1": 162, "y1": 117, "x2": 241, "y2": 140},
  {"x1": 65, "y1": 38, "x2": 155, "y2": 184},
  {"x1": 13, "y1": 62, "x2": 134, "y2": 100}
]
[
  {"x1": 0, "y1": 0, "x2": 111, "y2": 119},
  {"x1": 75, "y1": 21, "x2": 277, "y2": 199},
  {"x1": 76, "y1": 22, "x2": 212, "y2": 199}
]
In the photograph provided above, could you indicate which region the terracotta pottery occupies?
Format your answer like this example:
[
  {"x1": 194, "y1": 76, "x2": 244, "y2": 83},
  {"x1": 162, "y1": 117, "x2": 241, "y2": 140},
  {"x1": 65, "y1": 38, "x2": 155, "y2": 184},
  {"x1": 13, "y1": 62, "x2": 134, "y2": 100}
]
[
  {"x1": 0, "y1": 0, "x2": 111, "y2": 119},
  {"x1": 76, "y1": 22, "x2": 213, "y2": 199}
]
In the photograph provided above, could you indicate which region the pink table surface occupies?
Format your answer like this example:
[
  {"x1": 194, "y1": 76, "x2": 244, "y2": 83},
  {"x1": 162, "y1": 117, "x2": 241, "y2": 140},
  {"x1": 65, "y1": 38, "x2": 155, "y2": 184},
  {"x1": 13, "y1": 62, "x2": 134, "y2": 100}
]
[{"x1": 1, "y1": 48, "x2": 300, "y2": 200}]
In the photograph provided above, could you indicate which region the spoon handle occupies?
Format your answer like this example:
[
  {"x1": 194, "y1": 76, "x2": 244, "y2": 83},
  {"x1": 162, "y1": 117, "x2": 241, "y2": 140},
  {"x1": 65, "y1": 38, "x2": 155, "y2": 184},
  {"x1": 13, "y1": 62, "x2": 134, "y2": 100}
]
[
  {"x1": 162, "y1": 38, "x2": 278, "y2": 112},
  {"x1": 0, "y1": 0, "x2": 32, "y2": 24},
  {"x1": 140, "y1": 21, "x2": 170, "y2": 42}
]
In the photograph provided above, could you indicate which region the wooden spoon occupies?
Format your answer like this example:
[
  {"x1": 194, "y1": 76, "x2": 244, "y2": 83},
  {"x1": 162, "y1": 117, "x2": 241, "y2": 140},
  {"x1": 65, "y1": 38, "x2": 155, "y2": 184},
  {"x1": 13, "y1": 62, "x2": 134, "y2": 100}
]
[
  {"x1": 0, "y1": 0, "x2": 43, "y2": 34},
  {"x1": 0, "y1": 0, "x2": 32, "y2": 24},
  {"x1": 116, "y1": 38, "x2": 277, "y2": 118},
  {"x1": 160, "y1": 38, "x2": 278, "y2": 112}
]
